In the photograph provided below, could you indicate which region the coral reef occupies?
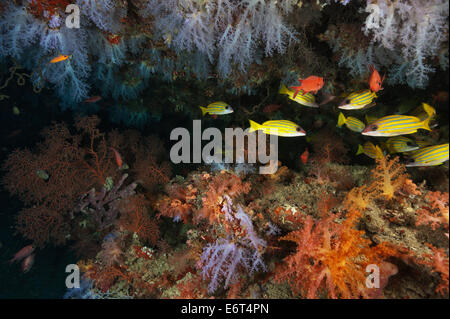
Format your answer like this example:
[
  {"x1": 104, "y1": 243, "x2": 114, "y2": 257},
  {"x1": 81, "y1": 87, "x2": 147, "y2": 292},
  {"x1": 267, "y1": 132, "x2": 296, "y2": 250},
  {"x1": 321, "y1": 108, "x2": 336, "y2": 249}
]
[{"x1": 0, "y1": 0, "x2": 448, "y2": 301}]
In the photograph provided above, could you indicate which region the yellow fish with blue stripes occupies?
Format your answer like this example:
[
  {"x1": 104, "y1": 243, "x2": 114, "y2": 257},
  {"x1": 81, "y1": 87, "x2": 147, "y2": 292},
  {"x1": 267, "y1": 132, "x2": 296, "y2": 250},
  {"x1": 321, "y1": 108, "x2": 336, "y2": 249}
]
[
  {"x1": 337, "y1": 112, "x2": 365, "y2": 132},
  {"x1": 405, "y1": 143, "x2": 449, "y2": 167},
  {"x1": 248, "y1": 119, "x2": 306, "y2": 137},
  {"x1": 356, "y1": 141, "x2": 384, "y2": 159},
  {"x1": 362, "y1": 103, "x2": 435, "y2": 137},
  {"x1": 279, "y1": 84, "x2": 319, "y2": 108},
  {"x1": 384, "y1": 136, "x2": 419, "y2": 154},
  {"x1": 199, "y1": 101, "x2": 233, "y2": 116},
  {"x1": 339, "y1": 89, "x2": 377, "y2": 110}
]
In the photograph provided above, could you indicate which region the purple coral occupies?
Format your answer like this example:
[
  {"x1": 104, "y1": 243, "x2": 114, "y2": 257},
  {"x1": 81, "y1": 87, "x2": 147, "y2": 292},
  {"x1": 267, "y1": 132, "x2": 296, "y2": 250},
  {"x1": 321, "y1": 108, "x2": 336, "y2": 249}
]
[{"x1": 200, "y1": 198, "x2": 266, "y2": 293}]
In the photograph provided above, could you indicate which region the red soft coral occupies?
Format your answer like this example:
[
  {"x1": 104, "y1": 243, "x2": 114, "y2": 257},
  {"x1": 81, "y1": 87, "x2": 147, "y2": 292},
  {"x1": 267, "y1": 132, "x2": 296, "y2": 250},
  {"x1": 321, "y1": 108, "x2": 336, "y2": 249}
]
[
  {"x1": 156, "y1": 184, "x2": 197, "y2": 223},
  {"x1": 416, "y1": 191, "x2": 449, "y2": 235},
  {"x1": 195, "y1": 172, "x2": 251, "y2": 224}
]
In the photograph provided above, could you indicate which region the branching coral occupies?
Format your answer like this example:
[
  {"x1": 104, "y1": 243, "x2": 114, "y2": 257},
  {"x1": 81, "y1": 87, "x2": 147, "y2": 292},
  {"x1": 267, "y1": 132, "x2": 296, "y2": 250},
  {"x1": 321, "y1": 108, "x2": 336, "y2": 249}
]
[
  {"x1": 196, "y1": 172, "x2": 251, "y2": 224},
  {"x1": 275, "y1": 209, "x2": 397, "y2": 298},
  {"x1": 370, "y1": 155, "x2": 408, "y2": 200},
  {"x1": 118, "y1": 194, "x2": 160, "y2": 245},
  {"x1": 2, "y1": 116, "x2": 117, "y2": 246},
  {"x1": 157, "y1": 184, "x2": 197, "y2": 223},
  {"x1": 416, "y1": 191, "x2": 449, "y2": 235},
  {"x1": 75, "y1": 174, "x2": 138, "y2": 230},
  {"x1": 363, "y1": 0, "x2": 449, "y2": 88},
  {"x1": 142, "y1": 0, "x2": 299, "y2": 77},
  {"x1": 2, "y1": 116, "x2": 171, "y2": 249},
  {"x1": 200, "y1": 200, "x2": 266, "y2": 293}
]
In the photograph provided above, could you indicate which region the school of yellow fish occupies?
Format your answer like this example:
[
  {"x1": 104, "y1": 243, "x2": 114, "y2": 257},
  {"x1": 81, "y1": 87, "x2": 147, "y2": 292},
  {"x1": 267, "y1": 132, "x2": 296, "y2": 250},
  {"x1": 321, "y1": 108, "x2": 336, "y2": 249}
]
[{"x1": 198, "y1": 75, "x2": 448, "y2": 168}]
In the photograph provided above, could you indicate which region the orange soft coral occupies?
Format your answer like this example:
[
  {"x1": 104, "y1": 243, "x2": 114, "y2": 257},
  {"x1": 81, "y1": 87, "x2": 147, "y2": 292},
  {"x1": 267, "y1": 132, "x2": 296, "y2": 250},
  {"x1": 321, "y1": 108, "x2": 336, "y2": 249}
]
[
  {"x1": 370, "y1": 155, "x2": 407, "y2": 200},
  {"x1": 275, "y1": 209, "x2": 397, "y2": 298}
]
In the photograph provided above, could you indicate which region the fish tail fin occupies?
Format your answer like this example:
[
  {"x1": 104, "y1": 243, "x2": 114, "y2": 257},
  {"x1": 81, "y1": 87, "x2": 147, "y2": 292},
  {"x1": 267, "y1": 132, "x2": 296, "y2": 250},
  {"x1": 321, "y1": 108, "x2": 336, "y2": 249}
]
[
  {"x1": 420, "y1": 116, "x2": 432, "y2": 131},
  {"x1": 422, "y1": 102, "x2": 436, "y2": 118},
  {"x1": 375, "y1": 145, "x2": 384, "y2": 159},
  {"x1": 248, "y1": 120, "x2": 261, "y2": 133},
  {"x1": 337, "y1": 112, "x2": 346, "y2": 127},
  {"x1": 356, "y1": 144, "x2": 364, "y2": 155},
  {"x1": 199, "y1": 106, "x2": 208, "y2": 116},
  {"x1": 279, "y1": 84, "x2": 289, "y2": 95}
]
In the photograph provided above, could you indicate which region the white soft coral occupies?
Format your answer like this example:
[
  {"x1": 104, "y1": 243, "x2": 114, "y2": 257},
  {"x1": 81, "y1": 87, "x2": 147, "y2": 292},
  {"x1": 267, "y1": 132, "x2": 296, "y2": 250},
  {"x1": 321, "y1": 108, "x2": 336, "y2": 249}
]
[{"x1": 363, "y1": 0, "x2": 449, "y2": 88}]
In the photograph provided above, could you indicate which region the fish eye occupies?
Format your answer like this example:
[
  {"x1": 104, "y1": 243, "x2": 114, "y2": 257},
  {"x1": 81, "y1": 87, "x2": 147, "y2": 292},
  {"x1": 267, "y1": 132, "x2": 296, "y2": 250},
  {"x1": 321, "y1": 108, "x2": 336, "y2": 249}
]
[
  {"x1": 369, "y1": 124, "x2": 378, "y2": 131},
  {"x1": 296, "y1": 127, "x2": 301, "y2": 132},
  {"x1": 406, "y1": 141, "x2": 413, "y2": 146},
  {"x1": 225, "y1": 106, "x2": 229, "y2": 109}
]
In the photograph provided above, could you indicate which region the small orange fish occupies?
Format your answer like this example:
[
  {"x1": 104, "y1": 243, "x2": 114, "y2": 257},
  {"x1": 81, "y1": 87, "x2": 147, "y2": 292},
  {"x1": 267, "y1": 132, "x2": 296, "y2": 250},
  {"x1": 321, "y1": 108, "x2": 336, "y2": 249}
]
[
  {"x1": 83, "y1": 96, "x2": 102, "y2": 103},
  {"x1": 10, "y1": 245, "x2": 34, "y2": 264},
  {"x1": 290, "y1": 76, "x2": 324, "y2": 98},
  {"x1": 368, "y1": 64, "x2": 385, "y2": 92},
  {"x1": 49, "y1": 54, "x2": 71, "y2": 63},
  {"x1": 300, "y1": 148, "x2": 309, "y2": 164},
  {"x1": 21, "y1": 254, "x2": 35, "y2": 273},
  {"x1": 110, "y1": 147, "x2": 123, "y2": 168}
]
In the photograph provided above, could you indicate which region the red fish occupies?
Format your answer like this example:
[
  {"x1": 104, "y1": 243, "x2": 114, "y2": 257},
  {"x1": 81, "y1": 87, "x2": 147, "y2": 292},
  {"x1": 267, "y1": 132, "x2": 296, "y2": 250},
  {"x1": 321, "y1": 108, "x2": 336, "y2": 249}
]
[
  {"x1": 263, "y1": 104, "x2": 282, "y2": 113},
  {"x1": 290, "y1": 76, "x2": 324, "y2": 98},
  {"x1": 110, "y1": 147, "x2": 123, "y2": 168},
  {"x1": 368, "y1": 64, "x2": 385, "y2": 92},
  {"x1": 10, "y1": 245, "x2": 34, "y2": 264},
  {"x1": 83, "y1": 96, "x2": 102, "y2": 103},
  {"x1": 21, "y1": 254, "x2": 35, "y2": 273},
  {"x1": 300, "y1": 148, "x2": 309, "y2": 164}
]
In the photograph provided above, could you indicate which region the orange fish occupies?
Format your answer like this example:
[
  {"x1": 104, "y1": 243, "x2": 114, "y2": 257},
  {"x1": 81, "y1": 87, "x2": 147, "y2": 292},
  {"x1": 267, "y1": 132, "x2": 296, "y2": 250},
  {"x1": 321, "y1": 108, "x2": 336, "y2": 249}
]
[
  {"x1": 49, "y1": 54, "x2": 71, "y2": 63},
  {"x1": 368, "y1": 64, "x2": 385, "y2": 92},
  {"x1": 83, "y1": 96, "x2": 102, "y2": 103},
  {"x1": 21, "y1": 254, "x2": 35, "y2": 273},
  {"x1": 110, "y1": 147, "x2": 123, "y2": 168},
  {"x1": 290, "y1": 76, "x2": 324, "y2": 98},
  {"x1": 10, "y1": 245, "x2": 34, "y2": 264},
  {"x1": 300, "y1": 148, "x2": 309, "y2": 164}
]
